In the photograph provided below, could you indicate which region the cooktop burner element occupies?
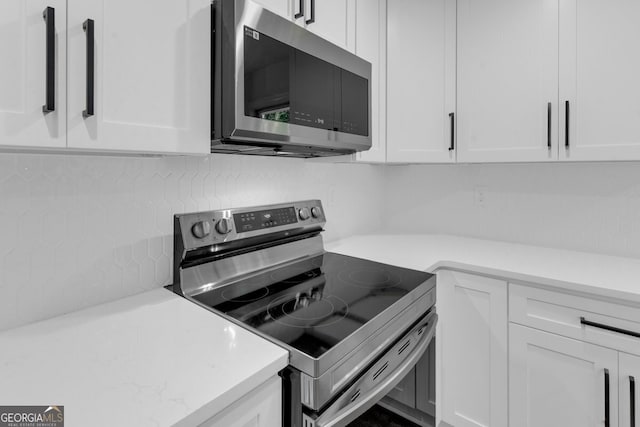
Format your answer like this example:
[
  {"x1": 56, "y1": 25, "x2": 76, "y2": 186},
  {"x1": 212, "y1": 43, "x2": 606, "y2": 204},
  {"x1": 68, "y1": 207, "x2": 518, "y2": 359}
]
[
  {"x1": 337, "y1": 267, "x2": 403, "y2": 289},
  {"x1": 192, "y1": 252, "x2": 431, "y2": 358}
]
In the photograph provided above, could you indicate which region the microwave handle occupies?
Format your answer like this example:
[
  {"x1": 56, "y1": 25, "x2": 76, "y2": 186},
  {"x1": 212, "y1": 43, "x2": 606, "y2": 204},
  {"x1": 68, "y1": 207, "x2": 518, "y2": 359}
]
[{"x1": 312, "y1": 313, "x2": 437, "y2": 427}]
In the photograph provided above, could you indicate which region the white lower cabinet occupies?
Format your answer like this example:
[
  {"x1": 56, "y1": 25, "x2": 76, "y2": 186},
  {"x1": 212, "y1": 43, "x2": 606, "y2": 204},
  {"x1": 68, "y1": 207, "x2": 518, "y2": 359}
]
[
  {"x1": 200, "y1": 376, "x2": 281, "y2": 427},
  {"x1": 435, "y1": 270, "x2": 640, "y2": 427},
  {"x1": 620, "y1": 353, "x2": 640, "y2": 427},
  {"x1": 509, "y1": 283, "x2": 640, "y2": 427},
  {"x1": 509, "y1": 323, "x2": 620, "y2": 427},
  {"x1": 437, "y1": 270, "x2": 508, "y2": 427}
]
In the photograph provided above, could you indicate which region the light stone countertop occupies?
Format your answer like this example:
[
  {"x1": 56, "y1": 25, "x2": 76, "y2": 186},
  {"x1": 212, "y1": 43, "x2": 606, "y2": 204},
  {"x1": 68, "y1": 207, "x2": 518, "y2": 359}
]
[
  {"x1": 0, "y1": 288, "x2": 288, "y2": 427},
  {"x1": 327, "y1": 234, "x2": 640, "y2": 305}
]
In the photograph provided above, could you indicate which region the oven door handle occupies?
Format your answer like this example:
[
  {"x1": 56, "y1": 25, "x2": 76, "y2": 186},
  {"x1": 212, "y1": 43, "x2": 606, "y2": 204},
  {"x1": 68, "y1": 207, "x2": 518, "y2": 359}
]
[{"x1": 312, "y1": 312, "x2": 437, "y2": 427}]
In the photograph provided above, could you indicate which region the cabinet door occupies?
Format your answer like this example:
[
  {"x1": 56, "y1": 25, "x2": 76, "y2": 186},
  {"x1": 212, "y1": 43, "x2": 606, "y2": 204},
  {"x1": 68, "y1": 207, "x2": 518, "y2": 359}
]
[
  {"x1": 300, "y1": 0, "x2": 355, "y2": 51},
  {"x1": 559, "y1": 0, "x2": 640, "y2": 161},
  {"x1": 510, "y1": 323, "x2": 619, "y2": 427},
  {"x1": 201, "y1": 376, "x2": 281, "y2": 427},
  {"x1": 438, "y1": 270, "x2": 508, "y2": 427},
  {"x1": 67, "y1": 0, "x2": 210, "y2": 154},
  {"x1": 386, "y1": 0, "x2": 456, "y2": 163},
  {"x1": 620, "y1": 353, "x2": 640, "y2": 427},
  {"x1": 353, "y1": 0, "x2": 386, "y2": 163},
  {"x1": 456, "y1": 0, "x2": 558, "y2": 163},
  {"x1": 253, "y1": 0, "x2": 292, "y2": 20},
  {"x1": 0, "y1": 0, "x2": 66, "y2": 149}
]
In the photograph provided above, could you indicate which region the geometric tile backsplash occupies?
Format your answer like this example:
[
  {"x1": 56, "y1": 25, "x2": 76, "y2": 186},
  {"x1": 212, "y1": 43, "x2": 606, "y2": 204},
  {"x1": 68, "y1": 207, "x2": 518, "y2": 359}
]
[
  {"x1": 384, "y1": 161, "x2": 640, "y2": 263},
  {"x1": 4, "y1": 152, "x2": 640, "y2": 331},
  {"x1": 0, "y1": 153, "x2": 385, "y2": 331}
]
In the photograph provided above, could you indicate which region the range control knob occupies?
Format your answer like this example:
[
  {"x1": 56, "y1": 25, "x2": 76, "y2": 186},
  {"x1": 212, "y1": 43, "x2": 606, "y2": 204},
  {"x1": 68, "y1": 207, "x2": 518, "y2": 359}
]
[
  {"x1": 311, "y1": 207, "x2": 322, "y2": 218},
  {"x1": 191, "y1": 221, "x2": 211, "y2": 239},
  {"x1": 298, "y1": 208, "x2": 310, "y2": 221},
  {"x1": 215, "y1": 218, "x2": 233, "y2": 234}
]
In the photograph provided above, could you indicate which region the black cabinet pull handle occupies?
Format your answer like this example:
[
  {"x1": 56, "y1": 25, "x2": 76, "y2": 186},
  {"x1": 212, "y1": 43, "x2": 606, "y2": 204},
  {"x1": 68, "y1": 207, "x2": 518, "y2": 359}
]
[
  {"x1": 305, "y1": 0, "x2": 315, "y2": 24},
  {"x1": 547, "y1": 102, "x2": 552, "y2": 150},
  {"x1": 580, "y1": 317, "x2": 640, "y2": 339},
  {"x1": 42, "y1": 7, "x2": 55, "y2": 113},
  {"x1": 294, "y1": 0, "x2": 304, "y2": 19},
  {"x1": 605, "y1": 368, "x2": 610, "y2": 427},
  {"x1": 448, "y1": 112, "x2": 455, "y2": 151},
  {"x1": 632, "y1": 376, "x2": 637, "y2": 427},
  {"x1": 565, "y1": 100, "x2": 570, "y2": 148},
  {"x1": 82, "y1": 19, "x2": 95, "y2": 118}
]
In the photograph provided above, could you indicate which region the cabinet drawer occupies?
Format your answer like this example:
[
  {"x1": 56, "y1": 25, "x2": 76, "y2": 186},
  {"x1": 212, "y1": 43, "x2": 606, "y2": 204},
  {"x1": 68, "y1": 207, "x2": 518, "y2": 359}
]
[{"x1": 509, "y1": 284, "x2": 640, "y2": 355}]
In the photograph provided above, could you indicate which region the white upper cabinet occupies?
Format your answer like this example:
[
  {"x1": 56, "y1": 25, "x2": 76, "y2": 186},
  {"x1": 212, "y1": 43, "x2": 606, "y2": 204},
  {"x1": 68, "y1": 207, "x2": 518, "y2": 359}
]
[
  {"x1": 66, "y1": 0, "x2": 210, "y2": 154},
  {"x1": 253, "y1": 0, "x2": 293, "y2": 20},
  {"x1": 559, "y1": 0, "x2": 640, "y2": 161},
  {"x1": 354, "y1": 0, "x2": 386, "y2": 163},
  {"x1": 456, "y1": 0, "x2": 559, "y2": 163},
  {"x1": 386, "y1": 0, "x2": 456, "y2": 163},
  {"x1": 296, "y1": 0, "x2": 355, "y2": 51},
  {"x1": 0, "y1": 0, "x2": 66, "y2": 149},
  {"x1": 510, "y1": 323, "x2": 620, "y2": 427}
]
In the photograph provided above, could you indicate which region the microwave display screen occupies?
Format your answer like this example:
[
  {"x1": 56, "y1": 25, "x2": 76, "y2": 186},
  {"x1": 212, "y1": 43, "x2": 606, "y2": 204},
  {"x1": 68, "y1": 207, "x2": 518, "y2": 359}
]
[{"x1": 243, "y1": 26, "x2": 368, "y2": 136}]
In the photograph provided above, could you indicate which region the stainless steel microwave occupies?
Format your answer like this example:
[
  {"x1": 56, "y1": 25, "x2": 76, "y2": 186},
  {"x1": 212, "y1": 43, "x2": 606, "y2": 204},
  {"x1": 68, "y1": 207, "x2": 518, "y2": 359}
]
[{"x1": 211, "y1": 0, "x2": 372, "y2": 157}]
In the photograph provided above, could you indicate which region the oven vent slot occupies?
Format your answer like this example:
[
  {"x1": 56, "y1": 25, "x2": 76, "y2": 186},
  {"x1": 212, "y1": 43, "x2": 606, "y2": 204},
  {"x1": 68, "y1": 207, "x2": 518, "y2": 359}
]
[
  {"x1": 350, "y1": 389, "x2": 361, "y2": 402},
  {"x1": 418, "y1": 326, "x2": 425, "y2": 335},
  {"x1": 373, "y1": 362, "x2": 389, "y2": 381},
  {"x1": 398, "y1": 339, "x2": 411, "y2": 355}
]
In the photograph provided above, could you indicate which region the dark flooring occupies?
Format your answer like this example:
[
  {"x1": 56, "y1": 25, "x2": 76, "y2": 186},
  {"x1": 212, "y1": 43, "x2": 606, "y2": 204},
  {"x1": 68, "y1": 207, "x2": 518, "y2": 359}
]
[{"x1": 348, "y1": 405, "x2": 420, "y2": 427}]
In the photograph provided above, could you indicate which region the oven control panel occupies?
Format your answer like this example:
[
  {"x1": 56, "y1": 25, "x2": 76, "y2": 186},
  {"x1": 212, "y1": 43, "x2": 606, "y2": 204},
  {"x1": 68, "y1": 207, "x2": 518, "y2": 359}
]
[
  {"x1": 176, "y1": 200, "x2": 326, "y2": 251},
  {"x1": 234, "y1": 206, "x2": 298, "y2": 233}
]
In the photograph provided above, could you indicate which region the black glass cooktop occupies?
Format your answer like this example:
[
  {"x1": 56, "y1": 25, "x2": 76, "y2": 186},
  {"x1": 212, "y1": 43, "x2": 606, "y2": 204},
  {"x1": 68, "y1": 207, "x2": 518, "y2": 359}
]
[{"x1": 193, "y1": 252, "x2": 434, "y2": 358}]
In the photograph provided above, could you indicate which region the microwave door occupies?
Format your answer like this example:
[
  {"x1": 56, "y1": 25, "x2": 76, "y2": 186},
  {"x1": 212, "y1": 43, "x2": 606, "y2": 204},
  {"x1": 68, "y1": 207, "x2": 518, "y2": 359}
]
[
  {"x1": 341, "y1": 69, "x2": 369, "y2": 137},
  {"x1": 243, "y1": 28, "x2": 293, "y2": 126},
  {"x1": 291, "y1": 51, "x2": 339, "y2": 133}
]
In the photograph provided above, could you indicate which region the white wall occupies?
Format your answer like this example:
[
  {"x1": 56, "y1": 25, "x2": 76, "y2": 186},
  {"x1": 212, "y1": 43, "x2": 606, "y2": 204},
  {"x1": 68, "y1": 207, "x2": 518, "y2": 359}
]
[
  {"x1": 0, "y1": 153, "x2": 385, "y2": 331},
  {"x1": 6, "y1": 153, "x2": 640, "y2": 331},
  {"x1": 383, "y1": 162, "x2": 640, "y2": 259}
]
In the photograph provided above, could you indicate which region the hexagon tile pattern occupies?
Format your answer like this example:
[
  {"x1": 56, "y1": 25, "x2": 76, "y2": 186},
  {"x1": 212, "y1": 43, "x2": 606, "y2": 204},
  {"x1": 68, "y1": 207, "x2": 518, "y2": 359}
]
[{"x1": 0, "y1": 153, "x2": 386, "y2": 331}]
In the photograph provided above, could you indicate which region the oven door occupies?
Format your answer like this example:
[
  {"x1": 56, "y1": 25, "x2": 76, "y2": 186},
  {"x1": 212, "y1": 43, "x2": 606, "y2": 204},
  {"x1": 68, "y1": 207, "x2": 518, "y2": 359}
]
[
  {"x1": 303, "y1": 310, "x2": 437, "y2": 427},
  {"x1": 215, "y1": 0, "x2": 371, "y2": 153}
]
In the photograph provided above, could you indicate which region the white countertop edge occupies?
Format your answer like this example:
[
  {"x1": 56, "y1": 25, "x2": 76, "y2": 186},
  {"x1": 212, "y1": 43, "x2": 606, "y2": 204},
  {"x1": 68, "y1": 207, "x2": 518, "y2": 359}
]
[
  {"x1": 429, "y1": 260, "x2": 640, "y2": 307},
  {"x1": 0, "y1": 289, "x2": 290, "y2": 427},
  {"x1": 174, "y1": 354, "x2": 288, "y2": 427}
]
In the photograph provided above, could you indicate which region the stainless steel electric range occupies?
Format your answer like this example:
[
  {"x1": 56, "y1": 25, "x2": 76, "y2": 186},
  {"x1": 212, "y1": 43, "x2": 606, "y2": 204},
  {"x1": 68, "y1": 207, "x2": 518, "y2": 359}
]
[{"x1": 173, "y1": 200, "x2": 437, "y2": 427}]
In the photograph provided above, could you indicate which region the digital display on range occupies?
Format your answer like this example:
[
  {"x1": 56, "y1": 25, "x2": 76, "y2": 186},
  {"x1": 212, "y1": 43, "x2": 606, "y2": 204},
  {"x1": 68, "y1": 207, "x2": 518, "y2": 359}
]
[{"x1": 234, "y1": 207, "x2": 298, "y2": 232}]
